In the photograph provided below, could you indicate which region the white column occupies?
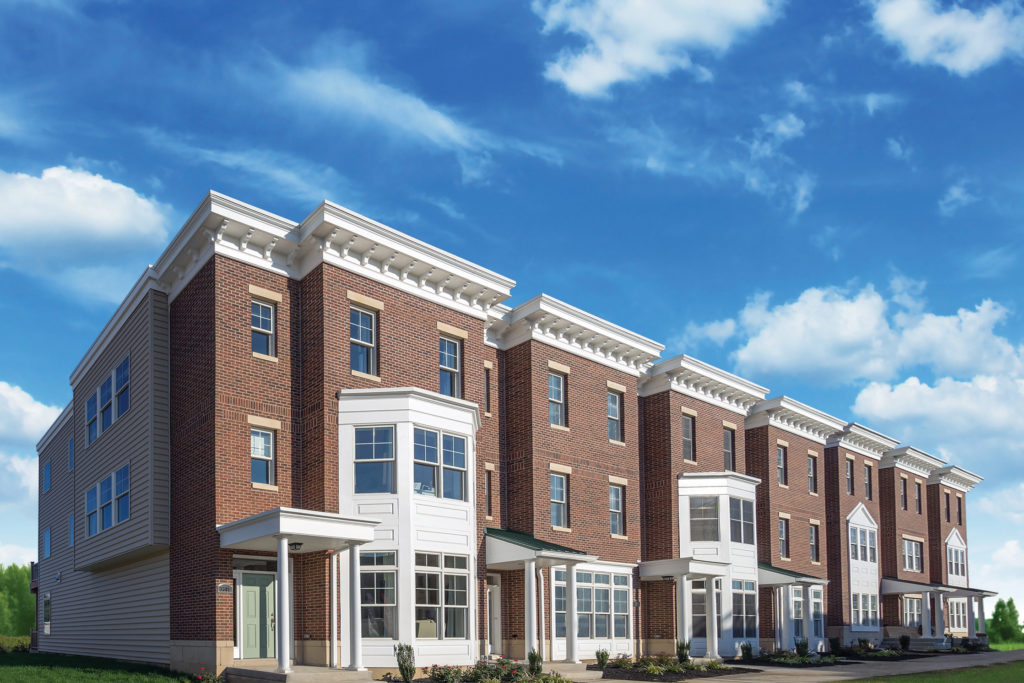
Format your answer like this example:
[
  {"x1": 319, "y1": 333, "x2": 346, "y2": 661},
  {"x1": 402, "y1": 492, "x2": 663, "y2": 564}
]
[
  {"x1": 781, "y1": 586, "x2": 793, "y2": 650},
  {"x1": 935, "y1": 595, "x2": 946, "y2": 639},
  {"x1": 330, "y1": 551, "x2": 339, "y2": 668},
  {"x1": 566, "y1": 564, "x2": 579, "y2": 663},
  {"x1": 348, "y1": 546, "x2": 365, "y2": 670},
  {"x1": 675, "y1": 575, "x2": 689, "y2": 647},
  {"x1": 922, "y1": 593, "x2": 933, "y2": 638},
  {"x1": 681, "y1": 577, "x2": 692, "y2": 645},
  {"x1": 706, "y1": 578, "x2": 719, "y2": 660},
  {"x1": 967, "y1": 597, "x2": 976, "y2": 638},
  {"x1": 276, "y1": 536, "x2": 291, "y2": 673},
  {"x1": 978, "y1": 597, "x2": 987, "y2": 638},
  {"x1": 537, "y1": 567, "x2": 546, "y2": 662},
  {"x1": 802, "y1": 585, "x2": 813, "y2": 648},
  {"x1": 774, "y1": 587, "x2": 782, "y2": 650},
  {"x1": 525, "y1": 559, "x2": 538, "y2": 659}
]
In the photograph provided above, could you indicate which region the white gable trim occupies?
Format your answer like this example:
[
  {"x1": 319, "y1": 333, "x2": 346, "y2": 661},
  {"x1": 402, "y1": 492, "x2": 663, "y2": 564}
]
[
  {"x1": 846, "y1": 502, "x2": 878, "y2": 529},
  {"x1": 945, "y1": 528, "x2": 966, "y2": 549}
]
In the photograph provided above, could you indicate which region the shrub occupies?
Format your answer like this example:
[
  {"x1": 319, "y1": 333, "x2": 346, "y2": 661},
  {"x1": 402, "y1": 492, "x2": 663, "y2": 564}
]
[
  {"x1": 428, "y1": 665, "x2": 463, "y2": 683},
  {"x1": 857, "y1": 637, "x2": 871, "y2": 649},
  {"x1": 606, "y1": 655, "x2": 630, "y2": 669},
  {"x1": 899, "y1": 634, "x2": 911, "y2": 651},
  {"x1": 527, "y1": 650, "x2": 542, "y2": 676},
  {"x1": 827, "y1": 636, "x2": 841, "y2": 654},
  {"x1": 0, "y1": 634, "x2": 30, "y2": 653},
  {"x1": 676, "y1": 639, "x2": 690, "y2": 663},
  {"x1": 795, "y1": 638, "x2": 809, "y2": 657},
  {"x1": 595, "y1": 649, "x2": 609, "y2": 670},
  {"x1": 740, "y1": 641, "x2": 753, "y2": 662},
  {"x1": 642, "y1": 664, "x2": 665, "y2": 676},
  {"x1": 705, "y1": 659, "x2": 724, "y2": 670},
  {"x1": 395, "y1": 643, "x2": 416, "y2": 683}
]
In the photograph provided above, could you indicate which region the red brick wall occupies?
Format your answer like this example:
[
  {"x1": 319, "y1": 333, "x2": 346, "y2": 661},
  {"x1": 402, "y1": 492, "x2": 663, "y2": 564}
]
[
  {"x1": 927, "y1": 484, "x2": 968, "y2": 585},
  {"x1": 881, "y1": 469, "x2": 931, "y2": 583}
]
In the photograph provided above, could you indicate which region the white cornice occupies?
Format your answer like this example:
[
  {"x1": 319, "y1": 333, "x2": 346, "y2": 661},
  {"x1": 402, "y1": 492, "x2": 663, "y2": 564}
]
[
  {"x1": 927, "y1": 464, "x2": 982, "y2": 492},
  {"x1": 640, "y1": 354, "x2": 768, "y2": 414},
  {"x1": 879, "y1": 446, "x2": 946, "y2": 478},
  {"x1": 36, "y1": 401, "x2": 73, "y2": 453},
  {"x1": 746, "y1": 396, "x2": 846, "y2": 444},
  {"x1": 492, "y1": 294, "x2": 664, "y2": 377},
  {"x1": 827, "y1": 422, "x2": 900, "y2": 460}
]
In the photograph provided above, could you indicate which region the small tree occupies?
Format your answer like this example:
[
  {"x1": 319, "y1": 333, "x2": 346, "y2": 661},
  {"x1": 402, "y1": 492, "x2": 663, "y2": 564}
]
[
  {"x1": 395, "y1": 643, "x2": 416, "y2": 683},
  {"x1": 527, "y1": 649, "x2": 542, "y2": 675},
  {"x1": 1007, "y1": 599, "x2": 1023, "y2": 641}
]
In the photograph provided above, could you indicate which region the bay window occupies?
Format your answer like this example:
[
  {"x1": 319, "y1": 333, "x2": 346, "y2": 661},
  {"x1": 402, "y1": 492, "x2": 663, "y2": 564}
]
[
  {"x1": 690, "y1": 496, "x2": 719, "y2": 542},
  {"x1": 354, "y1": 427, "x2": 394, "y2": 494},
  {"x1": 360, "y1": 551, "x2": 397, "y2": 638}
]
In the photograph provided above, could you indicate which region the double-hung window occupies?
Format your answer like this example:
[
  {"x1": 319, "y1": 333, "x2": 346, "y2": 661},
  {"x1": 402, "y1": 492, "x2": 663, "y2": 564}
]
[
  {"x1": 442, "y1": 434, "x2": 467, "y2": 500},
  {"x1": 86, "y1": 357, "x2": 130, "y2": 444},
  {"x1": 852, "y1": 593, "x2": 879, "y2": 626},
  {"x1": 115, "y1": 357, "x2": 130, "y2": 418},
  {"x1": 607, "y1": 391, "x2": 623, "y2": 441},
  {"x1": 900, "y1": 478, "x2": 908, "y2": 510},
  {"x1": 354, "y1": 427, "x2": 395, "y2": 494},
  {"x1": 810, "y1": 523, "x2": 820, "y2": 563},
  {"x1": 723, "y1": 428, "x2": 735, "y2": 471},
  {"x1": 947, "y1": 547, "x2": 966, "y2": 577},
  {"x1": 812, "y1": 589, "x2": 824, "y2": 637},
  {"x1": 609, "y1": 485, "x2": 624, "y2": 535},
  {"x1": 690, "y1": 496, "x2": 719, "y2": 542},
  {"x1": 85, "y1": 464, "x2": 130, "y2": 537},
  {"x1": 808, "y1": 455, "x2": 817, "y2": 493},
  {"x1": 903, "y1": 539, "x2": 923, "y2": 572},
  {"x1": 413, "y1": 429, "x2": 467, "y2": 500},
  {"x1": 250, "y1": 429, "x2": 274, "y2": 485},
  {"x1": 360, "y1": 551, "x2": 397, "y2": 638},
  {"x1": 548, "y1": 373, "x2": 566, "y2": 426},
  {"x1": 732, "y1": 580, "x2": 757, "y2": 639},
  {"x1": 849, "y1": 526, "x2": 878, "y2": 563},
  {"x1": 550, "y1": 473, "x2": 568, "y2": 528},
  {"x1": 87, "y1": 394, "x2": 98, "y2": 444},
  {"x1": 915, "y1": 482, "x2": 922, "y2": 513},
  {"x1": 957, "y1": 497, "x2": 962, "y2": 525},
  {"x1": 414, "y1": 553, "x2": 469, "y2": 639},
  {"x1": 682, "y1": 415, "x2": 695, "y2": 461},
  {"x1": 729, "y1": 497, "x2": 754, "y2": 545},
  {"x1": 350, "y1": 307, "x2": 377, "y2": 375},
  {"x1": 945, "y1": 492, "x2": 951, "y2": 522},
  {"x1": 557, "y1": 571, "x2": 629, "y2": 640},
  {"x1": 864, "y1": 464, "x2": 873, "y2": 500},
  {"x1": 793, "y1": 587, "x2": 805, "y2": 638},
  {"x1": 439, "y1": 337, "x2": 461, "y2": 398},
  {"x1": 846, "y1": 459, "x2": 855, "y2": 495},
  {"x1": 904, "y1": 597, "x2": 922, "y2": 627},
  {"x1": 776, "y1": 446, "x2": 788, "y2": 485},
  {"x1": 251, "y1": 300, "x2": 275, "y2": 356},
  {"x1": 43, "y1": 462, "x2": 51, "y2": 493},
  {"x1": 779, "y1": 518, "x2": 790, "y2": 558}
]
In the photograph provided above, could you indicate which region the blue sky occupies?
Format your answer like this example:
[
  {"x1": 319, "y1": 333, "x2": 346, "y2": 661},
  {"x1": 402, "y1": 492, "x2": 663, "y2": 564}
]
[{"x1": 1, "y1": 0, "x2": 1023, "y2": 614}]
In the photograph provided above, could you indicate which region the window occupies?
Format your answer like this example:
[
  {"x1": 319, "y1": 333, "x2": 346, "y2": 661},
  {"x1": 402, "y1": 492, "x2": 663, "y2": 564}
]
[
  {"x1": 43, "y1": 593, "x2": 51, "y2": 635},
  {"x1": 949, "y1": 599, "x2": 968, "y2": 630},
  {"x1": 251, "y1": 301, "x2": 275, "y2": 356},
  {"x1": 810, "y1": 524, "x2": 820, "y2": 563},
  {"x1": 903, "y1": 539, "x2": 923, "y2": 572},
  {"x1": 610, "y1": 485, "x2": 624, "y2": 535},
  {"x1": 849, "y1": 526, "x2": 877, "y2": 563},
  {"x1": 691, "y1": 579, "x2": 722, "y2": 639},
  {"x1": 439, "y1": 337, "x2": 461, "y2": 398},
  {"x1": 555, "y1": 571, "x2": 630, "y2": 641},
  {"x1": 68, "y1": 513, "x2": 74, "y2": 547},
  {"x1": 732, "y1": 580, "x2": 757, "y2": 639},
  {"x1": 484, "y1": 368, "x2": 492, "y2": 414},
  {"x1": 68, "y1": 438, "x2": 74, "y2": 471},
  {"x1": 412, "y1": 429, "x2": 466, "y2": 501},
  {"x1": 85, "y1": 465, "x2": 130, "y2": 537},
  {"x1": 864, "y1": 464, "x2": 873, "y2": 500},
  {"x1": 812, "y1": 589, "x2": 824, "y2": 638},
  {"x1": 900, "y1": 478, "x2": 908, "y2": 510},
  {"x1": 947, "y1": 547, "x2": 966, "y2": 577},
  {"x1": 852, "y1": 593, "x2": 879, "y2": 627},
  {"x1": 779, "y1": 518, "x2": 790, "y2": 558},
  {"x1": 414, "y1": 552, "x2": 469, "y2": 639},
  {"x1": 723, "y1": 428, "x2": 735, "y2": 471},
  {"x1": 250, "y1": 429, "x2": 274, "y2": 485},
  {"x1": 548, "y1": 373, "x2": 566, "y2": 426},
  {"x1": 350, "y1": 307, "x2": 377, "y2": 375},
  {"x1": 360, "y1": 551, "x2": 397, "y2": 638},
  {"x1": 354, "y1": 427, "x2": 394, "y2": 494},
  {"x1": 776, "y1": 446, "x2": 788, "y2": 485},
  {"x1": 86, "y1": 356, "x2": 130, "y2": 444},
  {"x1": 904, "y1": 597, "x2": 922, "y2": 627},
  {"x1": 729, "y1": 497, "x2": 754, "y2": 545},
  {"x1": 846, "y1": 459, "x2": 855, "y2": 495},
  {"x1": 682, "y1": 415, "x2": 695, "y2": 461},
  {"x1": 43, "y1": 527, "x2": 50, "y2": 558},
  {"x1": 607, "y1": 391, "x2": 623, "y2": 442},
  {"x1": 43, "y1": 462, "x2": 51, "y2": 493},
  {"x1": 551, "y1": 473, "x2": 568, "y2": 528},
  {"x1": 957, "y1": 497, "x2": 962, "y2": 525},
  {"x1": 793, "y1": 587, "x2": 804, "y2": 638},
  {"x1": 808, "y1": 455, "x2": 817, "y2": 493},
  {"x1": 485, "y1": 470, "x2": 493, "y2": 517},
  {"x1": 945, "y1": 492, "x2": 951, "y2": 522},
  {"x1": 915, "y1": 482, "x2": 922, "y2": 514},
  {"x1": 690, "y1": 496, "x2": 719, "y2": 542}
]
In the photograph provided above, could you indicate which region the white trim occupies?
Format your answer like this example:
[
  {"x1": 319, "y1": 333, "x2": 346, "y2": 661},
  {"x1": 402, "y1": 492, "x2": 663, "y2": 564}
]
[
  {"x1": 880, "y1": 446, "x2": 946, "y2": 477},
  {"x1": 641, "y1": 354, "x2": 767, "y2": 413},
  {"x1": 746, "y1": 396, "x2": 845, "y2": 443},
  {"x1": 826, "y1": 423, "x2": 899, "y2": 459},
  {"x1": 36, "y1": 402, "x2": 73, "y2": 453}
]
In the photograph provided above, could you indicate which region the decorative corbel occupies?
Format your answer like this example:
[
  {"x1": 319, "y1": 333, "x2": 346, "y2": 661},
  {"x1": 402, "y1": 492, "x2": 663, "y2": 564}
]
[
  {"x1": 340, "y1": 235, "x2": 357, "y2": 258},
  {"x1": 360, "y1": 244, "x2": 378, "y2": 267},
  {"x1": 239, "y1": 228, "x2": 255, "y2": 252},
  {"x1": 263, "y1": 237, "x2": 279, "y2": 261},
  {"x1": 400, "y1": 260, "x2": 418, "y2": 281},
  {"x1": 380, "y1": 252, "x2": 397, "y2": 275},
  {"x1": 215, "y1": 219, "x2": 229, "y2": 243}
]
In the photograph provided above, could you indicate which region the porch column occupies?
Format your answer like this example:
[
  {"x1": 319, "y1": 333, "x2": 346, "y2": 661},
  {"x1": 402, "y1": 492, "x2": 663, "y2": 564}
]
[
  {"x1": 934, "y1": 594, "x2": 946, "y2": 639},
  {"x1": 706, "y1": 578, "x2": 719, "y2": 660},
  {"x1": 967, "y1": 597, "x2": 976, "y2": 638},
  {"x1": 675, "y1": 575, "x2": 689, "y2": 646},
  {"x1": 525, "y1": 559, "x2": 538, "y2": 659},
  {"x1": 566, "y1": 565, "x2": 579, "y2": 663},
  {"x1": 922, "y1": 592, "x2": 933, "y2": 638},
  {"x1": 804, "y1": 585, "x2": 814, "y2": 646},
  {"x1": 978, "y1": 597, "x2": 987, "y2": 637},
  {"x1": 348, "y1": 545, "x2": 365, "y2": 670},
  {"x1": 276, "y1": 536, "x2": 291, "y2": 674},
  {"x1": 330, "y1": 551, "x2": 339, "y2": 668},
  {"x1": 781, "y1": 586, "x2": 793, "y2": 650},
  {"x1": 774, "y1": 587, "x2": 783, "y2": 650}
]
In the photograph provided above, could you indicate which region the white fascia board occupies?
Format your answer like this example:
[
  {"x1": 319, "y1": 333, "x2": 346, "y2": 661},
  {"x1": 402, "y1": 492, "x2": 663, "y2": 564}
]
[
  {"x1": 827, "y1": 422, "x2": 900, "y2": 460},
  {"x1": 880, "y1": 446, "x2": 946, "y2": 476},
  {"x1": 927, "y1": 465, "x2": 982, "y2": 491},
  {"x1": 338, "y1": 387, "x2": 481, "y2": 433},
  {"x1": 36, "y1": 401, "x2": 73, "y2": 453},
  {"x1": 746, "y1": 396, "x2": 846, "y2": 443},
  {"x1": 945, "y1": 528, "x2": 965, "y2": 548},
  {"x1": 641, "y1": 354, "x2": 768, "y2": 413},
  {"x1": 846, "y1": 502, "x2": 879, "y2": 528}
]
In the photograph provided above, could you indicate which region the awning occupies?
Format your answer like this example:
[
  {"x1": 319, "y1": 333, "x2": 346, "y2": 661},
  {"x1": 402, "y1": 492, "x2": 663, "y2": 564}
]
[
  {"x1": 758, "y1": 562, "x2": 828, "y2": 587},
  {"x1": 638, "y1": 557, "x2": 730, "y2": 580},
  {"x1": 943, "y1": 586, "x2": 998, "y2": 598},
  {"x1": 217, "y1": 506, "x2": 379, "y2": 553},
  {"x1": 485, "y1": 527, "x2": 597, "y2": 570},
  {"x1": 880, "y1": 577, "x2": 953, "y2": 595}
]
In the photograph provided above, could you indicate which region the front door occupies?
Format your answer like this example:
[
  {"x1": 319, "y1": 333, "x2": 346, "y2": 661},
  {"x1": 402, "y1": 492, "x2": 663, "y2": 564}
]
[
  {"x1": 241, "y1": 573, "x2": 276, "y2": 659},
  {"x1": 488, "y1": 584, "x2": 502, "y2": 655}
]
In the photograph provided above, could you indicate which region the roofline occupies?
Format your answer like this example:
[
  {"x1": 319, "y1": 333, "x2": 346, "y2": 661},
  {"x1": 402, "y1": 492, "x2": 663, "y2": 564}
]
[
  {"x1": 647, "y1": 353, "x2": 768, "y2": 397},
  {"x1": 36, "y1": 401, "x2": 73, "y2": 453}
]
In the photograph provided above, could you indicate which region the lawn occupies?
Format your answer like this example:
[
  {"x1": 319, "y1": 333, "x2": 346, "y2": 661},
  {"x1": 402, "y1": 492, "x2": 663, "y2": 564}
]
[
  {"x1": 988, "y1": 642, "x2": 1024, "y2": 651},
  {"x1": 0, "y1": 652, "x2": 200, "y2": 682},
  {"x1": 852, "y1": 660, "x2": 1024, "y2": 682}
]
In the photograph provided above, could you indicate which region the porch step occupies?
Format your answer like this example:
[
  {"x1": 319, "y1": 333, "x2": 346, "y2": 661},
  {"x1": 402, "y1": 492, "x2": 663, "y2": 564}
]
[
  {"x1": 542, "y1": 662, "x2": 605, "y2": 681},
  {"x1": 224, "y1": 665, "x2": 374, "y2": 683}
]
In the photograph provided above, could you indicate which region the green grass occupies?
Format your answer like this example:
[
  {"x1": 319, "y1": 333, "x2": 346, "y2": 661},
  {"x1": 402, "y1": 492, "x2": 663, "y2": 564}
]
[
  {"x1": 852, "y1": 660, "x2": 1024, "y2": 682},
  {"x1": 988, "y1": 642, "x2": 1024, "y2": 651},
  {"x1": 0, "y1": 652, "x2": 201, "y2": 682}
]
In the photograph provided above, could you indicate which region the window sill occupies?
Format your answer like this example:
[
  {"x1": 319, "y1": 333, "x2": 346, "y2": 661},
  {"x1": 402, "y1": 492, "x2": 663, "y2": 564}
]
[
  {"x1": 485, "y1": 515, "x2": 494, "y2": 521},
  {"x1": 778, "y1": 483, "x2": 789, "y2": 489},
  {"x1": 550, "y1": 424, "x2": 570, "y2": 433},
  {"x1": 609, "y1": 439, "x2": 626, "y2": 447},
  {"x1": 811, "y1": 561, "x2": 821, "y2": 566},
  {"x1": 484, "y1": 412, "x2": 492, "y2": 418},
  {"x1": 682, "y1": 458, "x2": 698, "y2": 466},
  {"x1": 809, "y1": 491, "x2": 819, "y2": 497},
  {"x1": 252, "y1": 352, "x2": 278, "y2": 363},
  {"x1": 551, "y1": 525, "x2": 572, "y2": 533},
  {"x1": 611, "y1": 533, "x2": 628, "y2": 540},
  {"x1": 351, "y1": 369, "x2": 382, "y2": 382},
  {"x1": 779, "y1": 557, "x2": 792, "y2": 562},
  {"x1": 252, "y1": 483, "x2": 279, "y2": 492}
]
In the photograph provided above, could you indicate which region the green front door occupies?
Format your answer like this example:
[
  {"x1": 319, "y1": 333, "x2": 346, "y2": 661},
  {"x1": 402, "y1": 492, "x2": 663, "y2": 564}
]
[{"x1": 241, "y1": 573, "x2": 276, "y2": 659}]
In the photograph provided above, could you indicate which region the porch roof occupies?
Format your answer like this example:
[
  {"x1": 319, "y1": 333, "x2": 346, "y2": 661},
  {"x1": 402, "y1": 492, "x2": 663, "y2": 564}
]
[
  {"x1": 217, "y1": 506, "x2": 379, "y2": 554},
  {"x1": 484, "y1": 527, "x2": 597, "y2": 570},
  {"x1": 757, "y1": 562, "x2": 829, "y2": 586},
  {"x1": 943, "y1": 586, "x2": 998, "y2": 598},
  {"x1": 880, "y1": 576, "x2": 953, "y2": 595},
  {"x1": 638, "y1": 557, "x2": 730, "y2": 580}
]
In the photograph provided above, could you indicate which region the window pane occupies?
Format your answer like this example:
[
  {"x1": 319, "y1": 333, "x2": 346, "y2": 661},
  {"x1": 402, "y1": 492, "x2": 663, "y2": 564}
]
[
  {"x1": 442, "y1": 468, "x2": 465, "y2": 500},
  {"x1": 252, "y1": 331, "x2": 270, "y2": 355},
  {"x1": 350, "y1": 343, "x2": 369, "y2": 373},
  {"x1": 251, "y1": 458, "x2": 270, "y2": 484},
  {"x1": 414, "y1": 429, "x2": 438, "y2": 463},
  {"x1": 117, "y1": 493, "x2": 130, "y2": 523},
  {"x1": 614, "y1": 614, "x2": 627, "y2": 637},
  {"x1": 414, "y1": 463, "x2": 436, "y2": 496},
  {"x1": 443, "y1": 435, "x2": 466, "y2": 468},
  {"x1": 100, "y1": 478, "x2": 112, "y2": 504},
  {"x1": 548, "y1": 373, "x2": 562, "y2": 402},
  {"x1": 355, "y1": 461, "x2": 393, "y2": 493}
]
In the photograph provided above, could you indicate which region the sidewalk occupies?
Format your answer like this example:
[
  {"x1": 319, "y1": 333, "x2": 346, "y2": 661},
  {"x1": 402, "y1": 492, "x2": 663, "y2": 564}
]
[{"x1": 601, "y1": 649, "x2": 1024, "y2": 682}]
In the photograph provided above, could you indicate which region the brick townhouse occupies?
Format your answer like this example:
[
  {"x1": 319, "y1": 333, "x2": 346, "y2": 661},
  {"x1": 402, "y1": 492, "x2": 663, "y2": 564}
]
[{"x1": 32, "y1": 191, "x2": 994, "y2": 677}]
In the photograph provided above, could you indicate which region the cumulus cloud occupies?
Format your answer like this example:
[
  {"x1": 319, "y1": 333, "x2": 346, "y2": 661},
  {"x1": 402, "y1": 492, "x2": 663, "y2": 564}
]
[
  {"x1": 970, "y1": 539, "x2": 1024, "y2": 615},
  {"x1": 784, "y1": 80, "x2": 813, "y2": 104},
  {"x1": 886, "y1": 136, "x2": 913, "y2": 161},
  {"x1": 0, "y1": 544, "x2": 36, "y2": 565},
  {"x1": 533, "y1": 0, "x2": 782, "y2": 97},
  {"x1": 964, "y1": 246, "x2": 1016, "y2": 279},
  {"x1": 938, "y1": 180, "x2": 979, "y2": 215},
  {"x1": 871, "y1": 0, "x2": 1024, "y2": 76},
  {"x1": 864, "y1": 92, "x2": 903, "y2": 116},
  {"x1": 0, "y1": 382, "x2": 62, "y2": 448},
  {"x1": 978, "y1": 483, "x2": 1024, "y2": 526}
]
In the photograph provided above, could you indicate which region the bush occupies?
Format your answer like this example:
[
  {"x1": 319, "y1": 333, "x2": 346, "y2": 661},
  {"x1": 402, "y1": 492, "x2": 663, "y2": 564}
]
[
  {"x1": 0, "y1": 634, "x2": 30, "y2": 653},
  {"x1": 595, "y1": 649, "x2": 609, "y2": 669},
  {"x1": 795, "y1": 638, "x2": 809, "y2": 657},
  {"x1": 605, "y1": 655, "x2": 629, "y2": 669},
  {"x1": 527, "y1": 650, "x2": 542, "y2": 676},
  {"x1": 705, "y1": 659, "x2": 724, "y2": 670},
  {"x1": 740, "y1": 641, "x2": 753, "y2": 662},
  {"x1": 642, "y1": 664, "x2": 665, "y2": 676},
  {"x1": 395, "y1": 643, "x2": 416, "y2": 683},
  {"x1": 676, "y1": 639, "x2": 690, "y2": 663},
  {"x1": 828, "y1": 636, "x2": 841, "y2": 654},
  {"x1": 899, "y1": 634, "x2": 911, "y2": 651},
  {"x1": 857, "y1": 637, "x2": 871, "y2": 649},
  {"x1": 428, "y1": 665, "x2": 463, "y2": 683}
]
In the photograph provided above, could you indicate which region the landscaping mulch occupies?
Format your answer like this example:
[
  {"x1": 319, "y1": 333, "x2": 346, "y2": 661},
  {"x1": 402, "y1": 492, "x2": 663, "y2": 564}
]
[
  {"x1": 752, "y1": 657, "x2": 857, "y2": 668},
  {"x1": 843, "y1": 651, "x2": 941, "y2": 662},
  {"x1": 600, "y1": 666, "x2": 759, "y2": 680}
]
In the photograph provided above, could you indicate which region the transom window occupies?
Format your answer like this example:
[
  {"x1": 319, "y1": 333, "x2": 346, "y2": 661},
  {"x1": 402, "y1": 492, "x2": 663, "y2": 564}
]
[
  {"x1": 85, "y1": 464, "x2": 130, "y2": 537},
  {"x1": 354, "y1": 427, "x2": 395, "y2": 494},
  {"x1": 903, "y1": 539, "x2": 923, "y2": 572},
  {"x1": 690, "y1": 496, "x2": 719, "y2": 542},
  {"x1": 723, "y1": 428, "x2": 735, "y2": 471},
  {"x1": 682, "y1": 415, "x2": 695, "y2": 461},
  {"x1": 415, "y1": 552, "x2": 469, "y2": 639},
  {"x1": 548, "y1": 373, "x2": 566, "y2": 426},
  {"x1": 732, "y1": 580, "x2": 757, "y2": 639},
  {"x1": 350, "y1": 307, "x2": 377, "y2": 375},
  {"x1": 776, "y1": 446, "x2": 788, "y2": 485},
  {"x1": 86, "y1": 356, "x2": 130, "y2": 445},
  {"x1": 607, "y1": 391, "x2": 623, "y2": 442},
  {"x1": 554, "y1": 570, "x2": 630, "y2": 640},
  {"x1": 251, "y1": 301, "x2": 275, "y2": 356},
  {"x1": 250, "y1": 429, "x2": 274, "y2": 485},
  {"x1": 413, "y1": 428, "x2": 467, "y2": 501},
  {"x1": 729, "y1": 497, "x2": 754, "y2": 545},
  {"x1": 439, "y1": 337, "x2": 461, "y2": 398},
  {"x1": 551, "y1": 473, "x2": 568, "y2": 528},
  {"x1": 849, "y1": 525, "x2": 877, "y2": 563},
  {"x1": 609, "y1": 485, "x2": 624, "y2": 535},
  {"x1": 947, "y1": 547, "x2": 966, "y2": 577},
  {"x1": 360, "y1": 551, "x2": 397, "y2": 638}
]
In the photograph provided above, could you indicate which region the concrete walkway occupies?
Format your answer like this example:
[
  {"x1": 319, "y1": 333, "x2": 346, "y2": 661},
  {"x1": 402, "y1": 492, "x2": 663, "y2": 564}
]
[{"x1": 602, "y1": 649, "x2": 1024, "y2": 682}]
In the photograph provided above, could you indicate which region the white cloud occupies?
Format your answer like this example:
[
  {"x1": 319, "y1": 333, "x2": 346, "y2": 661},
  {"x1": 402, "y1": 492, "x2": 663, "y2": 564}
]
[
  {"x1": 864, "y1": 92, "x2": 903, "y2": 116},
  {"x1": 533, "y1": 0, "x2": 782, "y2": 97},
  {"x1": 0, "y1": 544, "x2": 36, "y2": 565},
  {"x1": 967, "y1": 539, "x2": 1024, "y2": 615},
  {"x1": 871, "y1": 0, "x2": 1024, "y2": 76},
  {"x1": 978, "y1": 483, "x2": 1024, "y2": 525},
  {"x1": 784, "y1": 80, "x2": 813, "y2": 104},
  {"x1": 673, "y1": 318, "x2": 737, "y2": 350},
  {"x1": 965, "y1": 246, "x2": 1016, "y2": 279},
  {"x1": 938, "y1": 180, "x2": 979, "y2": 215},
  {"x1": 792, "y1": 173, "x2": 815, "y2": 215},
  {"x1": 0, "y1": 452, "x2": 38, "y2": 501},
  {"x1": 416, "y1": 196, "x2": 466, "y2": 222},
  {"x1": 886, "y1": 136, "x2": 913, "y2": 161},
  {"x1": 0, "y1": 382, "x2": 62, "y2": 448}
]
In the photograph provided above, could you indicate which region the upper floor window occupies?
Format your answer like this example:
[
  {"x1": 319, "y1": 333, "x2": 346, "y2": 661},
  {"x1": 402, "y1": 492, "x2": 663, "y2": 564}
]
[
  {"x1": 354, "y1": 426, "x2": 394, "y2": 494},
  {"x1": 548, "y1": 373, "x2": 566, "y2": 426},
  {"x1": 682, "y1": 415, "x2": 695, "y2": 461},
  {"x1": 864, "y1": 464, "x2": 873, "y2": 500},
  {"x1": 945, "y1": 492, "x2": 951, "y2": 522},
  {"x1": 42, "y1": 527, "x2": 50, "y2": 559},
  {"x1": 414, "y1": 552, "x2": 469, "y2": 639},
  {"x1": 251, "y1": 301, "x2": 275, "y2": 356},
  {"x1": 729, "y1": 497, "x2": 754, "y2": 545},
  {"x1": 947, "y1": 547, "x2": 966, "y2": 577},
  {"x1": 607, "y1": 392, "x2": 623, "y2": 442},
  {"x1": 413, "y1": 428, "x2": 466, "y2": 501},
  {"x1": 902, "y1": 539, "x2": 923, "y2": 572},
  {"x1": 250, "y1": 429, "x2": 275, "y2": 485},
  {"x1": 808, "y1": 455, "x2": 817, "y2": 494},
  {"x1": 846, "y1": 459, "x2": 855, "y2": 495},
  {"x1": 690, "y1": 496, "x2": 719, "y2": 542},
  {"x1": 776, "y1": 446, "x2": 788, "y2": 485},
  {"x1": 68, "y1": 513, "x2": 74, "y2": 547},
  {"x1": 85, "y1": 464, "x2": 131, "y2": 537},
  {"x1": 360, "y1": 550, "x2": 397, "y2": 639},
  {"x1": 900, "y1": 478, "x2": 908, "y2": 510},
  {"x1": 43, "y1": 462, "x2": 51, "y2": 493},
  {"x1": 484, "y1": 368, "x2": 492, "y2": 414},
  {"x1": 550, "y1": 473, "x2": 568, "y2": 528},
  {"x1": 86, "y1": 357, "x2": 130, "y2": 445},
  {"x1": 484, "y1": 470, "x2": 493, "y2": 517},
  {"x1": 849, "y1": 525, "x2": 878, "y2": 563},
  {"x1": 350, "y1": 307, "x2": 377, "y2": 375},
  {"x1": 915, "y1": 482, "x2": 922, "y2": 514},
  {"x1": 609, "y1": 485, "x2": 624, "y2": 535},
  {"x1": 723, "y1": 428, "x2": 735, "y2": 471},
  {"x1": 810, "y1": 523, "x2": 820, "y2": 562},
  {"x1": 957, "y1": 497, "x2": 963, "y2": 525},
  {"x1": 439, "y1": 337, "x2": 461, "y2": 398},
  {"x1": 68, "y1": 438, "x2": 74, "y2": 471},
  {"x1": 779, "y1": 518, "x2": 790, "y2": 558}
]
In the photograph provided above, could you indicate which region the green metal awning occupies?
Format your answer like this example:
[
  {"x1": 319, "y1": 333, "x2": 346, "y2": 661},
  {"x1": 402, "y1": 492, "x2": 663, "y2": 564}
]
[
  {"x1": 485, "y1": 527, "x2": 597, "y2": 570},
  {"x1": 758, "y1": 562, "x2": 829, "y2": 586}
]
